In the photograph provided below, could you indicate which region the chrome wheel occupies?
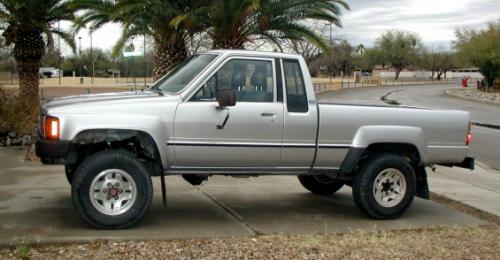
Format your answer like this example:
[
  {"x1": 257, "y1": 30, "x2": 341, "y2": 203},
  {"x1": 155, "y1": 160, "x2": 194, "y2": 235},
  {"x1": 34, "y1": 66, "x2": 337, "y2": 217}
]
[
  {"x1": 89, "y1": 169, "x2": 137, "y2": 216},
  {"x1": 372, "y1": 168, "x2": 407, "y2": 208}
]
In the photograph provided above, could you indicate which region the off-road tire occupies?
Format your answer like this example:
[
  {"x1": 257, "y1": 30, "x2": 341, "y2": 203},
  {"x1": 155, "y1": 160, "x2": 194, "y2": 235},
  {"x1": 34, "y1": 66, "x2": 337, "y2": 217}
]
[
  {"x1": 65, "y1": 165, "x2": 74, "y2": 185},
  {"x1": 352, "y1": 153, "x2": 416, "y2": 219},
  {"x1": 298, "y1": 175, "x2": 344, "y2": 195},
  {"x1": 71, "y1": 150, "x2": 153, "y2": 229}
]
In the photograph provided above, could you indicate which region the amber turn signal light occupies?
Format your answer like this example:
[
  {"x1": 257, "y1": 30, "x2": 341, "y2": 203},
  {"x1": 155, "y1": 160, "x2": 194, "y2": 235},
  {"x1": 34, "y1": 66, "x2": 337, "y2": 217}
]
[{"x1": 44, "y1": 116, "x2": 59, "y2": 140}]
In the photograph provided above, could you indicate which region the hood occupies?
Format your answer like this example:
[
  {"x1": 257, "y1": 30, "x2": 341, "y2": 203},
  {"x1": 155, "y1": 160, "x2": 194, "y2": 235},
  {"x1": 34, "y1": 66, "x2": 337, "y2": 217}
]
[{"x1": 43, "y1": 90, "x2": 180, "y2": 115}]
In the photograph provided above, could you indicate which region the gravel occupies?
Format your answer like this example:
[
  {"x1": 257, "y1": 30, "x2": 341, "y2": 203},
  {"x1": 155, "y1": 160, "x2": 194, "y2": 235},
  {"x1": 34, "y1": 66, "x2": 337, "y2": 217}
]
[
  {"x1": 448, "y1": 88, "x2": 500, "y2": 104},
  {"x1": 1, "y1": 225, "x2": 499, "y2": 259}
]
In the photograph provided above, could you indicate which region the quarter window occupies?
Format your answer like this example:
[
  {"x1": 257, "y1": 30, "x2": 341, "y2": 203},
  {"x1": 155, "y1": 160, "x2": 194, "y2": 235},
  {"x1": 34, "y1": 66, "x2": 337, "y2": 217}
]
[
  {"x1": 192, "y1": 59, "x2": 274, "y2": 102},
  {"x1": 283, "y1": 60, "x2": 308, "y2": 112}
]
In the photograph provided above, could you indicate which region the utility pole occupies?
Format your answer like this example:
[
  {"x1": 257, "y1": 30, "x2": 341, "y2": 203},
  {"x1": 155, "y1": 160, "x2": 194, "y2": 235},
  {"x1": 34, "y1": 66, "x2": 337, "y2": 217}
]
[
  {"x1": 329, "y1": 23, "x2": 332, "y2": 45},
  {"x1": 78, "y1": 36, "x2": 82, "y2": 84},
  {"x1": 325, "y1": 22, "x2": 332, "y2": 45},
  {"x1": 90, "y1": 30, "x2": 94, "y2": 84},
  {"x1": 325, "y1": 23, "x2": 333, "y2": 84},
  {"x1": 58, "y1": 21, "x2": 61, "y2": 85},
  {"x1": 144, "y1": 34, "x2": 147, "y2": 88}
]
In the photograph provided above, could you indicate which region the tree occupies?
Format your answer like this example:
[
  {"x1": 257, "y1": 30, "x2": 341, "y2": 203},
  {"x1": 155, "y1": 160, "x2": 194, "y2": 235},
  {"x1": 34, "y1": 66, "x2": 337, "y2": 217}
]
[
  {"x1": 74, "y1": 0, "x2": 203, "y2": 78},
  {"x1": 356, "y1": 44, "x2": 365, "y2": 54},
  {"x1": 0, "y1": 0, "x2": 77, "y2": 127},
  {"x1": 435, "y1": 52, "x2": 456, "y2": 80},
  {"x1": 60, "y1": 48, "x2": 114, "y2": 77},
  {"x1": 358, "y1": 48, "x2": 384, "y2": 71},
  {"x1": 311, "y1": 40, "x2": 355, "y2": 77},
  {"x1": 174, "y1": 0, "x2": 349, "y2": 52},
  {"x1": 281, "y1": 21, "x2": 329, "y2": 64},
  {"x1": 455, "y1": 22, "x2": 500, "y2": 87},
  {"x1": 374, "y1": 30, "x2": 422, "y2": 80}
]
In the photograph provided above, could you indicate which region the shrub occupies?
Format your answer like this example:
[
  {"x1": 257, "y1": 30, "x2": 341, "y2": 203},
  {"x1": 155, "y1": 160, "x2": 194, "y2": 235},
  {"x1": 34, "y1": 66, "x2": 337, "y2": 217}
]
[{"x1": 0, "y1": 87, "x2": 38, "y2": 136}]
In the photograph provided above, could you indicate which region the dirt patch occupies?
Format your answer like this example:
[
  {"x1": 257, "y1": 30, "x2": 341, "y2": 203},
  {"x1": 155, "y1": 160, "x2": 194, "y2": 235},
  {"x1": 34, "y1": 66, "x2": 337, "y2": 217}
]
[{"x1": 0, "y1": 225, "x2": 498, "y2": 259}]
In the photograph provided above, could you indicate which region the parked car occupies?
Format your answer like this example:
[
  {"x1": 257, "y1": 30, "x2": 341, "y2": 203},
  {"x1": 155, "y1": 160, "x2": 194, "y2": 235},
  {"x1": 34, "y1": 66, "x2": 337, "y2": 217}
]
[{"x1": 36, "y1": 50, "x2": 474, "y2": 229}]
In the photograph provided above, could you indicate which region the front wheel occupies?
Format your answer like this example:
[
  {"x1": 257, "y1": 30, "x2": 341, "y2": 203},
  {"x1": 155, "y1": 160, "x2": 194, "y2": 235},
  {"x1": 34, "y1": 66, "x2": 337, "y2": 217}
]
[
  {"x1": 71, "y1": 150, "x2": 153, "y2": 229},
  {"x1": 65, "y1": 165, "x2": 74, "y2": 185},
  {"x1": 352, "y1": 153, "x2": 416, "y2": 219}
]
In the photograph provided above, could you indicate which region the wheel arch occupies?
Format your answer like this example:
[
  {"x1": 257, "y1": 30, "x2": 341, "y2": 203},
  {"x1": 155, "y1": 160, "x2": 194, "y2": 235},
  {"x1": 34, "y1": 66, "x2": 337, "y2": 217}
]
[
  {"x1": 340, "y1": 142, "x2": 429, "y2": 199},
  {"x1": 65, "y1": 129, "x2": 164, "y2": 177}
]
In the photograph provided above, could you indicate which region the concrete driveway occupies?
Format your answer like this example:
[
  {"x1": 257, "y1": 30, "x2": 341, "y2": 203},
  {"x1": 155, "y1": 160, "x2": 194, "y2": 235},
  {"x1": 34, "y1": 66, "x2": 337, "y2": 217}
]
[{"x1": 0, "y1": 147, "x2": 485, "y2": 244}]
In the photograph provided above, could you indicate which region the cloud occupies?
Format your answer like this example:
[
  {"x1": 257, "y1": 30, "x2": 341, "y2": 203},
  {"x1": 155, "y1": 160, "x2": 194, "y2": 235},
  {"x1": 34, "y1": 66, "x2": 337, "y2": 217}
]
[
  {"x1": 334, "y1": 0, "x2": 500, "y2": 47},
  {"x1": 60, "y1": 0, "x2": 499, "y2": 54}
]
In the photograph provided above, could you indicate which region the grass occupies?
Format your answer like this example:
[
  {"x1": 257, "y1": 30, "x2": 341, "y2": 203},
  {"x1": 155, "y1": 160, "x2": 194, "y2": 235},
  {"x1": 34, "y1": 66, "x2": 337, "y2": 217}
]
[
  {"x1": 1, "y1": 225, "x2": 498, "y2": 259},
  {"x1": 14, "y1": 244, "x2": 29, "y2": 260}
]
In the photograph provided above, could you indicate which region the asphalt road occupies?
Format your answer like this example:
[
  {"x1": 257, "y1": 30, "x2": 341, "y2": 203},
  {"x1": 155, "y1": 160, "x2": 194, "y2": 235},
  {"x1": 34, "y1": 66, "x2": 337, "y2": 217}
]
[{"x1": 317, "y1": 84, "x2": 500, "y2": 171}]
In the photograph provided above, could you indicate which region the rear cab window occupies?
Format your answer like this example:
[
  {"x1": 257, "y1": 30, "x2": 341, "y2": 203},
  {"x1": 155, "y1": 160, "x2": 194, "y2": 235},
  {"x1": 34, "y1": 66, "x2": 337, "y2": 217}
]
[{"x1": 282, "y1": 59, "x2": 308, "y2": 112}]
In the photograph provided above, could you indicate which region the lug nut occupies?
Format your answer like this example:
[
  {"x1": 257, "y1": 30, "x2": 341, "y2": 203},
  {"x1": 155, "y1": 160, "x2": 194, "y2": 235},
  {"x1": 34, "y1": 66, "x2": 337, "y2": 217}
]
[
  {"x1": 115, "y1": 183, "x2": 119, "y2": 187},
  {"x1": 102, "y1": 189, "x2": 107, "y2": 193},
  {"x1": 106, "y1": 195, "x2": 111, "y2": 200},
  {"x1": 107, "y1": 182, "x2": 111, "y2": 186},
  {"x1": 119, "y1": 189, "x2": 123, "y2": 193}
]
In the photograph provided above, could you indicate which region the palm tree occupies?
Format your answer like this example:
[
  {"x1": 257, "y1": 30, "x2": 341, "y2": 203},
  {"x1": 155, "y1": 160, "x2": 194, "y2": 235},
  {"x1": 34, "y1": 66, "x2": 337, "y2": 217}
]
[
  {"x1": 0, "y1": 0, "x2": 77, "y2": 125},
  {"x1": 173, "y1": 0, "x2": 349, "y2": 51},
  {"x1": 74, "y1": 0, "x2": 202, "y2": 79}
]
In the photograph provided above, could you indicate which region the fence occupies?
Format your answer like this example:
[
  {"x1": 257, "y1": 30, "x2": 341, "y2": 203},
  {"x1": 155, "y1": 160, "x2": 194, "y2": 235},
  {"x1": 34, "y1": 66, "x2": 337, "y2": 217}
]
[
  {"x1": 313, "y1": 77, "x2": 455, "y2": 93},
  {"x1": 0, "y1": 71, "x2": 18, "y2": 85}
]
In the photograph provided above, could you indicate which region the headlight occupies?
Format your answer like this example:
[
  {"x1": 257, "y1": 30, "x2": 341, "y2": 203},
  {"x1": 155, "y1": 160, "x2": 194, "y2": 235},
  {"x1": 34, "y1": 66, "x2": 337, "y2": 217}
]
[{"x1": 44, "y1": 116, "x2": 60, "y2": 140}]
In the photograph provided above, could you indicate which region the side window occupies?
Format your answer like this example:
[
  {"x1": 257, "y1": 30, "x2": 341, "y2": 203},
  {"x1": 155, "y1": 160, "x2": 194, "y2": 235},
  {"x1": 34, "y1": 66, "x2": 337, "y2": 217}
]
[
  {"x1": 192, "y1": 59, "x2": 274, "y2": 102},
  {"x1": 283, "y1": 60, "x2": 308, "y2": 112}
]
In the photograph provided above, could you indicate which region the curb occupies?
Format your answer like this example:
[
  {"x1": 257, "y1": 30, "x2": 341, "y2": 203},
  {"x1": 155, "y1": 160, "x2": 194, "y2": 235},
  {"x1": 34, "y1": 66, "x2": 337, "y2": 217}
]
[
  {"x1": 445, "y1": 89, "x2": 500, "y2": 106},
  {"x1": 380, "y1": 90, "x2": 402, "y2": 105},
  {"x1": 475, "y1": 160, "x2": 500, "y2": 173}
]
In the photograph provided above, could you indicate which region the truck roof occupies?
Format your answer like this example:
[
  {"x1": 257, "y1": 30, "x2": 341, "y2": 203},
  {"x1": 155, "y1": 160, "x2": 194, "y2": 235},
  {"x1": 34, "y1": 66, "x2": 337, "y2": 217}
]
[{"x1": 204, "y1": 49, "x2": 303, "y2": 60}]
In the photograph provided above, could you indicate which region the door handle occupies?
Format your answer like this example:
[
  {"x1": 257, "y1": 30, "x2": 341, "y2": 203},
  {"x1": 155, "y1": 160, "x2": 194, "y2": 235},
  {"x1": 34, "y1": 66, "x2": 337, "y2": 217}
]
[{"x1": 260, "y1": 111, "x2": 277, "y2": 117}]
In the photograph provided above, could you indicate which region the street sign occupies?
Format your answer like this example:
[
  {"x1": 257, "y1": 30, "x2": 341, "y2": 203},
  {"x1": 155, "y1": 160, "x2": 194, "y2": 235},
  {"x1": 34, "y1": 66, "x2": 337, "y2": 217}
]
[{"x1": 123, "y1": 50, "x2": 143, "y2": 57}]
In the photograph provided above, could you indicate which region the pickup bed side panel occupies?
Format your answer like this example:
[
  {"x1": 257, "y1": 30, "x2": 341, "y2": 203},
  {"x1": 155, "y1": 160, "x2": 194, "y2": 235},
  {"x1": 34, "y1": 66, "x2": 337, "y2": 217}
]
[{"x1": 315, "y1": 104, "x2": 470, "y2": 168}]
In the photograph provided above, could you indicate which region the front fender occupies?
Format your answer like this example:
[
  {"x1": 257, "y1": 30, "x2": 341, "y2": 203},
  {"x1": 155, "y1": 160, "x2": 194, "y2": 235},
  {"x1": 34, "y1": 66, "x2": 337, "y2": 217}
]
[{"x1": 56, "y1": 113, "x2": 169, "y2": 167}]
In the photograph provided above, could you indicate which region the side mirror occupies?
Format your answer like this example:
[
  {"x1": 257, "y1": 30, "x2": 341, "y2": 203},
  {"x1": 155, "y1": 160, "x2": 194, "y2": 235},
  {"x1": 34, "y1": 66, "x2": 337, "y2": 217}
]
[{"x1": 216, "y1": 89, "x2": 236, "y2": 108}]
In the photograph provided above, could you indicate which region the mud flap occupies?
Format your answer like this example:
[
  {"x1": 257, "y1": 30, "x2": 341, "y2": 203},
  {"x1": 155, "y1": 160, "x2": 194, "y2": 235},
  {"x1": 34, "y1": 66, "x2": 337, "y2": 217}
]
[
  {"x1": 415, "y1": 166, "x2": 430, "y2": 199},
  {"x1": 160, "y1": 170, "x2": 167, "y2": 207}
]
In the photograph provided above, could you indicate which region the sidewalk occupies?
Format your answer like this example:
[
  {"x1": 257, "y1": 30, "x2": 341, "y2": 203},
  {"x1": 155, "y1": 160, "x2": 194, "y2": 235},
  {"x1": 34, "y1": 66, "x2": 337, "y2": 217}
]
[
  {"x1": 429, "y1": 164, "x2": 500, "y2": 217},
  {"x1": 446, "y1": 88, "x2": 500, "y2": 106}
]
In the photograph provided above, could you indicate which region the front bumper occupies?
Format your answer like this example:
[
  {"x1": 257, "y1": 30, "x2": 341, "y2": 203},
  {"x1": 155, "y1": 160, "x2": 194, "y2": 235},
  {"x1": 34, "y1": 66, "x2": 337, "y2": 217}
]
[{"x1": 35, "y1": 139, "x2": 70, "y2": 163}]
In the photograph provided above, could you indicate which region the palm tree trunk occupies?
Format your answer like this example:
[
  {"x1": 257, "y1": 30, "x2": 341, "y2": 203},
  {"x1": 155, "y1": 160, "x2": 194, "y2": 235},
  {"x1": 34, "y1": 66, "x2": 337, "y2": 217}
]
[
  {"x1": 13, "y1": 30, "x2": 45, "y2": 129},
  {"x1": 152, "y1": 40, "x2": 187, "y2": 80}
]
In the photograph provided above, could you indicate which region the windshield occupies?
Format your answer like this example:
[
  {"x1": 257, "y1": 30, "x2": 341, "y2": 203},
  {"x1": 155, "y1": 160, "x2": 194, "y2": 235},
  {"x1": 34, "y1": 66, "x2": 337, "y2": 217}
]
[{"x1": 150, "y1": 54, "x2": 217, "y2": 93}]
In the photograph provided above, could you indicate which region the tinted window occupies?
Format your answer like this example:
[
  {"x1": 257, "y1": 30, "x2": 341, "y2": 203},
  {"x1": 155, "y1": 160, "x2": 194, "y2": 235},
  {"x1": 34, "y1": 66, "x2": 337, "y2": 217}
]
[
  {"x1": 192, "y1": 59, "x2": 274, "y2": 102},
  {"x1": 283, "y1": 60, "x2": 308, "y2": 112}
]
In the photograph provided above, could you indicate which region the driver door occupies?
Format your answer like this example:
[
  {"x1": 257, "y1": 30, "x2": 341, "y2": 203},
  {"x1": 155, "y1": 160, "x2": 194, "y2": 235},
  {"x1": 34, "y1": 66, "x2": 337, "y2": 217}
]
[{"x1": 171, "y1": 57, "x2": 284, "y2": 169}]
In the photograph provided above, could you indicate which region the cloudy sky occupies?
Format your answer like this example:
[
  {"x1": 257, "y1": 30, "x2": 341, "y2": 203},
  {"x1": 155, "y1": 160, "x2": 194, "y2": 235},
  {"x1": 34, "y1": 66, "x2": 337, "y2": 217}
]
[{"x1": 68, "y1": 0, "x2": 500, "y2": 54}]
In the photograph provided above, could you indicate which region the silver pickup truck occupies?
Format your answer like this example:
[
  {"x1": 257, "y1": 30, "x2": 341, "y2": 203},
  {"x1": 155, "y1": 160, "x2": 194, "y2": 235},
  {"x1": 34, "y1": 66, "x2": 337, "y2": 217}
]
[{"x1": 36, "y1": 50, "x2": 474, "y2": 229}]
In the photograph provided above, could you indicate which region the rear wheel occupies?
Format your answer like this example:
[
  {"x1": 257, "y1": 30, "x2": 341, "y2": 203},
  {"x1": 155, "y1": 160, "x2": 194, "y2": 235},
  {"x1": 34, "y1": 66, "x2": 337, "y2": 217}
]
[
  {"x1": 352, "y1": 153, "x2": 416, "y2": 219},
  {"x1": 298, "y1": 175, "x2": 344, "y2": 195},
  {"x1": 71, "y1": 150, "x2": 153, "y2": 229}
]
